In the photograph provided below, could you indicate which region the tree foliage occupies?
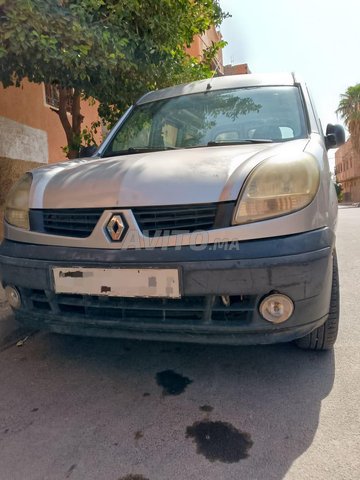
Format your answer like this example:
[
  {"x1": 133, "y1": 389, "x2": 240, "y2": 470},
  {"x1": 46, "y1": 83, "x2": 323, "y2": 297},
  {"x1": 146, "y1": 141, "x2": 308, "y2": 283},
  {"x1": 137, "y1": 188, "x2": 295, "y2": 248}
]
[
  {"x1": 334, "y1": 180, "x2": 343, "y2": 201},
  {"x1": 0, "y1": 0, "x2": 228, "y2": 157},
  {"x1": 336, "y1": 84, "x2": 360, "y2": 153}
]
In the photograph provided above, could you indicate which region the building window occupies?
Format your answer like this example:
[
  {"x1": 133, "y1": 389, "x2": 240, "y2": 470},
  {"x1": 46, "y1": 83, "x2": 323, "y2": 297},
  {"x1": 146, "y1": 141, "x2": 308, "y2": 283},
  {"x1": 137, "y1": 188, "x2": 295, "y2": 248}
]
[{"x1": 44, "y1": 84, "x2": 72, "y2": 112}]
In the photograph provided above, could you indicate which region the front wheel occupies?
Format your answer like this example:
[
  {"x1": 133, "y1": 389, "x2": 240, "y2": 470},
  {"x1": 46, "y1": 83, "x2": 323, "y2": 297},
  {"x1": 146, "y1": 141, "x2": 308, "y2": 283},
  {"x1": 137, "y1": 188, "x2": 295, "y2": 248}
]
[{"x1": 295, "y1": 251, "x2": 339, "y2": 351}]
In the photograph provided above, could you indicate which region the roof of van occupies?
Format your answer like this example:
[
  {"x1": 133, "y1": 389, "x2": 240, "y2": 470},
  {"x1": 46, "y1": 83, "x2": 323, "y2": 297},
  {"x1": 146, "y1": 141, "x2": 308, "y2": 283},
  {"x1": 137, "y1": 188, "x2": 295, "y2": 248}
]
[{"x1": 137, "y1": 73, "x2": 297, "y2": 105}]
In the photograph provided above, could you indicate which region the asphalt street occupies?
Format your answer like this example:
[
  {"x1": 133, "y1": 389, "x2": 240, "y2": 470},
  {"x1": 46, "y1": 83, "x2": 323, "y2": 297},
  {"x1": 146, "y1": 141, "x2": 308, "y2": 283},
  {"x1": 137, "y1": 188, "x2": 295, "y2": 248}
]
[{"x1": 0, "y1": 207, "x2": 359, "y2": 480}]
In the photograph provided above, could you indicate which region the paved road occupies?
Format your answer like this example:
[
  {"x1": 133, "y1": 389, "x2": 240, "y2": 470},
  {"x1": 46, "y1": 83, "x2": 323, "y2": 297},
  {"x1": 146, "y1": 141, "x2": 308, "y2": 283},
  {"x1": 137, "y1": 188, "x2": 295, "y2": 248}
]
[{"x1": 0, "y1": 208, "x2": 359, "y2": 480}]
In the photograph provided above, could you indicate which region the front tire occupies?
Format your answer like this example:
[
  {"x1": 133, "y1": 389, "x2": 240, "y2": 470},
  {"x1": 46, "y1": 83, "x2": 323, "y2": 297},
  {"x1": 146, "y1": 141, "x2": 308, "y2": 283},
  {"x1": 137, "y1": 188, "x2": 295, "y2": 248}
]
[{"x1": 295, "y1": 251, "x2": 339, "y2": 351}]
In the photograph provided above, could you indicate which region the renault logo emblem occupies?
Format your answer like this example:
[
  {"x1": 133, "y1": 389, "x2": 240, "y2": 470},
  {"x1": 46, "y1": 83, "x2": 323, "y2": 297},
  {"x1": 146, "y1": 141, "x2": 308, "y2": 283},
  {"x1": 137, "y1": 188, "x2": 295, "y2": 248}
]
[{"x1": 106, "y1": 214, "x2": 127, "y2": 241}]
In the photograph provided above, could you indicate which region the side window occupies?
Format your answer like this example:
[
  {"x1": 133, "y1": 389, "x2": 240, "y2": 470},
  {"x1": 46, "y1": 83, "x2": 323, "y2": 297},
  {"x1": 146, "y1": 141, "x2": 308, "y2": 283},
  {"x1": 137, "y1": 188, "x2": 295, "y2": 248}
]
[{"x1": 305, "y1": 85, "x2": 321, "y2": 133}]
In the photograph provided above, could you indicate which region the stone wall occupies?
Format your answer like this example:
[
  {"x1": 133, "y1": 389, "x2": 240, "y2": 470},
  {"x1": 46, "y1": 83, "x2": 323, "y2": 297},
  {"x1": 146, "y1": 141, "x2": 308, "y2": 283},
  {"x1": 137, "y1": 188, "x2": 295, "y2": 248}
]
[{"x1": 0, "y1": 116, "x2": 48, "y2": 164}]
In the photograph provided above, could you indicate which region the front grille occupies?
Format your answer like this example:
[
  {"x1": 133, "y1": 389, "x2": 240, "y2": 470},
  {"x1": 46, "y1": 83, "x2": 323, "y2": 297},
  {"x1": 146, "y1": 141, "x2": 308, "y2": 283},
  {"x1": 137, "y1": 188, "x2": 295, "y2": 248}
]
[
  {"x1": 132, "y1": 203, "x2": 219, "y2": 237},
  {"x1": 30, "y1": 209, "x2": 103, "y2": 238},
  {"x1": 22, "y1": 289, "x2": 255, "y2": 325},
  {"x1": 30, "y1": 202, "x2": 235, "y2": 239}
]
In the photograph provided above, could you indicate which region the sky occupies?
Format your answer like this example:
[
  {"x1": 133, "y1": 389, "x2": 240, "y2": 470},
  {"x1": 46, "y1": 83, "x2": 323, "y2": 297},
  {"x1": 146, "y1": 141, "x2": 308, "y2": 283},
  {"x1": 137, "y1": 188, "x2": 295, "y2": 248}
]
[{"x1": 219, "y1": 0, "x2": 360, "y2": 168}]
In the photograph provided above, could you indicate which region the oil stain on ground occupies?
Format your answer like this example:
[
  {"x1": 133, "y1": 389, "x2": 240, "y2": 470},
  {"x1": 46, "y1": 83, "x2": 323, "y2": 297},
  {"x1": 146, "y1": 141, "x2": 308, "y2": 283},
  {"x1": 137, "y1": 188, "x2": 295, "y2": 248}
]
[
  {"x1": 156, "y1": 370, "x2": 192, "y2": 396},
  {"x1": 186, "y1": 420, "x2": 253, "y2": 463},
  {"x1": 65, "y1": 464, "x2": 77, "y2": 478},
  {"x1": 134, "y1": 430, "x2": 144, "y2": 441},
  {"x1": 199, "y1": 405, "x2": 213, "y2": 413}
]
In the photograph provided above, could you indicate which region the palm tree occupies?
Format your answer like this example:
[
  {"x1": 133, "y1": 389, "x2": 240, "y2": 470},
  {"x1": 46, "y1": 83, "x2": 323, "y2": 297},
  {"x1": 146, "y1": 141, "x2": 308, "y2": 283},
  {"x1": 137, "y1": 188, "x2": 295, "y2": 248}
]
[{"x1": 336, "y1": 84, "x2": 360, "y2": 153}]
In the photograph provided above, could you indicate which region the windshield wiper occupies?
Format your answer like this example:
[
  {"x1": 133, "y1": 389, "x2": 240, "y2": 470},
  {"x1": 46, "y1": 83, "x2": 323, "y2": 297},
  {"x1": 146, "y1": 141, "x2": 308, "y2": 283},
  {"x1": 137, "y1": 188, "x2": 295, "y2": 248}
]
[
  {"x1": 207, "y1": 139, "x2": 273, "y2": 146},
  {"x1": 127, "y1": 146, "x2": 179, "y2": 152},
  {"x1": 103, "y1": 146, "x2": 179, "y2": 158}
]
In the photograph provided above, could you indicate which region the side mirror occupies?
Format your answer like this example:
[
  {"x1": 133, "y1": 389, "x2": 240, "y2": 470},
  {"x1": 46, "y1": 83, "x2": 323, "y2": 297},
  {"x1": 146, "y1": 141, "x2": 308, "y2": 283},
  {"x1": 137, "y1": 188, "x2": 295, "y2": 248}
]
[
  {"x1": 325, "y1": 124, "x2": 345, "y2": 150},
  {"x1": 79, "y1": 145, "x2": 98, "y2": 158}
]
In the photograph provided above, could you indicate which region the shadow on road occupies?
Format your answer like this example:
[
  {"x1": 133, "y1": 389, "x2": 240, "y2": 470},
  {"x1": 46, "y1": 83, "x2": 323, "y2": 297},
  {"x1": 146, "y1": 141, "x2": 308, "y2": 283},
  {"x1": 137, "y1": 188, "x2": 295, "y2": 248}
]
[{"x1": 17, "y1": 333, "x2": 334, "y2": 480}]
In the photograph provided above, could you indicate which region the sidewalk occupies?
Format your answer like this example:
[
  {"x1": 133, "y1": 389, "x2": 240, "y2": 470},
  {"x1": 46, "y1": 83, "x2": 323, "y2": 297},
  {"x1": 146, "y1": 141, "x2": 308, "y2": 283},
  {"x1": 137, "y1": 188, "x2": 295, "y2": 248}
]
[
  {"x1": 0, "y1": 285, "x2": 31, "y2": 349},
  {"x1": 338, "y1": 202, "x2": 360, "y2": 208}
]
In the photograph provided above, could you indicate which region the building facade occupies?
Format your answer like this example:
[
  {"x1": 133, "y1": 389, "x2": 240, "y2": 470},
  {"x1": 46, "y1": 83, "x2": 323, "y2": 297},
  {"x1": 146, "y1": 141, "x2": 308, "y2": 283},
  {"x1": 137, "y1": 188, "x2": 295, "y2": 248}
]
[
  {"x1": 335, "y1": 139, "x2": 360, "y2": 202},
  {"x1": 0, "y1": 79, "x2": 101, "y2": 166},
  {"x1": 186, "y1": 27, "x2": 250, "y2": 79},
  {"x1": 224, "y1": 63, "x2": 251, "y2": 75},
  {"x1": 186, "y1": 26, "x2": 224, "y2": 75}
]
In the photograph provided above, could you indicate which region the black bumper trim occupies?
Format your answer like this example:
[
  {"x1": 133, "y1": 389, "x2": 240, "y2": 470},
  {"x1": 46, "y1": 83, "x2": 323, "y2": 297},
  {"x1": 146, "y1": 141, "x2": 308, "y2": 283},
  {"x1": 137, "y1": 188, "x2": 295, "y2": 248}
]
[
  {"x1": 0, "y1": 227, "x2": 334, "y2": 264},
  {"x1": 15, "y1": 311, "x2": 328, "y2": 345}
]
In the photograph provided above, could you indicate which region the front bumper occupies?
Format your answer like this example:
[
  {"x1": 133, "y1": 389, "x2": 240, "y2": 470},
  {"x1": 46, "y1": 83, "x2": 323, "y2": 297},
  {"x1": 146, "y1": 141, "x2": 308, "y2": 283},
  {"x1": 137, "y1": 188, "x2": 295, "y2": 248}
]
[{"x1": 0, "y1": 228, "x2": 334, "y2": 345}]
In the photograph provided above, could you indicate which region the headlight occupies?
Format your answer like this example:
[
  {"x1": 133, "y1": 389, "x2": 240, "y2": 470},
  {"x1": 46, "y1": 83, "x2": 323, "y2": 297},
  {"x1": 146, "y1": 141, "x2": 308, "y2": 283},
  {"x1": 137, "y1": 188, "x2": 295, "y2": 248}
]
[
  {"x1": 233, "y1": 153, "x2": 320, "y2": 225},
  {"x1": 4, "y1": 173, "x2": 33, "y2": 230}
]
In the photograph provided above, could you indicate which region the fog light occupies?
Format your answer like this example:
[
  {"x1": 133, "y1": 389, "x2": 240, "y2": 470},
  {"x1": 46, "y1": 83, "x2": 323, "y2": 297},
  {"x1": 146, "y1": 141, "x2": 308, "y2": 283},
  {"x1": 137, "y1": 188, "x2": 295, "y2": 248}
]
[
  {"x1": 259, "y1": 294, "x2": 294, "y2": 324},
  {"x1": 5, "y1": 285, "x2": 22, "y2": 310}
]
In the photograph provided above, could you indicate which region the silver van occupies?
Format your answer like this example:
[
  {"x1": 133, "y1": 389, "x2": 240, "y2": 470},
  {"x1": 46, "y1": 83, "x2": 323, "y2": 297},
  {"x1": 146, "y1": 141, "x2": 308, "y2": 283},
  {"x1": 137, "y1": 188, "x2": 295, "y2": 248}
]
[{"x1": 0, "y1": 73, "x2": 345, "y2": 350}]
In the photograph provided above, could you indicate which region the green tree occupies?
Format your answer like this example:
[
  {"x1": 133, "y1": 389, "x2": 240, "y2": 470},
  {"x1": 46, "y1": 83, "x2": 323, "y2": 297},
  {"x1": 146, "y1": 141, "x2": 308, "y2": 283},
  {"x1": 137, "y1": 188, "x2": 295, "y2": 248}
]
[
  {"x1": 334, "y1": 180, "x2": 343, "y2": 202},
  {"x1": 0, "y1": 0, "x2": 227, "y2": 158},
  {"x1": 336, "y1": 84, "x2": 360, "y2": 153}
]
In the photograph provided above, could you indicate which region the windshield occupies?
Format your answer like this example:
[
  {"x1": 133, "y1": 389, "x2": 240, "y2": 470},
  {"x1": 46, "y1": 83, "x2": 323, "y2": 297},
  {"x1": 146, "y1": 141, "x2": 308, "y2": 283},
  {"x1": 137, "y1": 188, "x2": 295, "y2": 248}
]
[{"x1": 104, "y1": 86, "x2": 308, "y2": 156}]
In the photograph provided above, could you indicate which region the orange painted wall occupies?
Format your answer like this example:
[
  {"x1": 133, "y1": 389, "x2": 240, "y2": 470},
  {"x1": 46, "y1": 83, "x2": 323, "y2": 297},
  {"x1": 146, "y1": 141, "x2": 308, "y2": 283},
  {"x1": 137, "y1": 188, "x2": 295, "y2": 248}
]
[
  {"x1": 0, "y1": 79, "x2": 101, "y2": 164},
  {"x1": 185, "y1": 27, "x2": 224, "y2": 74},
  {"x1": 335, "y1": 140, "x2": 360, "y2": 182},
  {"x1": 186, "y1": 35, "x2": 202, "y2": 58},
  {"x1": 335, "y1": 139, "x2": 360, "y2": 202}
]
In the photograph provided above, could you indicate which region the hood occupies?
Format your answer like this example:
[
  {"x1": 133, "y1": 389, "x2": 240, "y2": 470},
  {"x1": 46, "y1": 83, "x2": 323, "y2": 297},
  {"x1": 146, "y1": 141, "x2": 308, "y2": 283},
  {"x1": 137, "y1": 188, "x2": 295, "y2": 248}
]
[{"x1": 30, "y1": 140, "x2": 309, "y2": 209}]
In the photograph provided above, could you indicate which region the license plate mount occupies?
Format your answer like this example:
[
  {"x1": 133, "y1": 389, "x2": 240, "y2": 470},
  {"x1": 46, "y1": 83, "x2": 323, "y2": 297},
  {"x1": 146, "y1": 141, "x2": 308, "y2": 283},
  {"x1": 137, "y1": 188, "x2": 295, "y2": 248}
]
[{"x1": 52, "y1": 267, "x2": 181, "y2": 298}]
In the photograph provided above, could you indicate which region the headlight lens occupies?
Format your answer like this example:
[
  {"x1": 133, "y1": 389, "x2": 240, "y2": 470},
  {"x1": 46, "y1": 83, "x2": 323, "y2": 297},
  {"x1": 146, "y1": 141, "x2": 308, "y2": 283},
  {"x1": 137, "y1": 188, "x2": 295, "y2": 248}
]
[
  {"x1": 4, "y1": 173, "x2": 33, "y2": 230},
  {"x1": 233, "y1": 154, "x2": 320, "y2": 225}
]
